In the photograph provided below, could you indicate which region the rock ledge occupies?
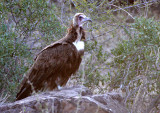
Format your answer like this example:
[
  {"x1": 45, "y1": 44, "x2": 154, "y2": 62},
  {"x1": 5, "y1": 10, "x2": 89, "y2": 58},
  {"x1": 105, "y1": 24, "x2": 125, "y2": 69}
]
[{"x1": 0, "y1": 86, "x2": 128, "y2": 113}]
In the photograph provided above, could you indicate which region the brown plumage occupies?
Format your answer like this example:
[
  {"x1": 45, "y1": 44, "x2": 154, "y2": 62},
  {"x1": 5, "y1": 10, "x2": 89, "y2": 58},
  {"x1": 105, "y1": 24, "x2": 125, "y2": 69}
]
[{"x1": 16, "y1": 13, "x2": 91, "y2": 100}]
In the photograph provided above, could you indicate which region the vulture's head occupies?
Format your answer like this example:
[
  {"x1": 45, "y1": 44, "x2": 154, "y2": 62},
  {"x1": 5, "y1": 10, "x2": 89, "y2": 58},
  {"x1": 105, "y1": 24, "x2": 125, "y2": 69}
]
[{"x1": 73, "y1": 13, "x2": 92, "y2": 27}]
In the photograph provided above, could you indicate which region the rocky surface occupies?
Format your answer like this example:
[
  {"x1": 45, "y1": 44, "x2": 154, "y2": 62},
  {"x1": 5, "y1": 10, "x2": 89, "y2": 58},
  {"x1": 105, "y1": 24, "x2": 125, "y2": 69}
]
[{"x1": 0, "y1": 86, "x2": 128, "y2": 113}]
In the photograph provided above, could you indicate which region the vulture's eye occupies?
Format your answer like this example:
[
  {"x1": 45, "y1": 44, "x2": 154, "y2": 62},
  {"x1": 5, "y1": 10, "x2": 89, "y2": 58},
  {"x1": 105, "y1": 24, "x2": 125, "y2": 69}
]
[{"x1": 79, "y1": 16, "x2": 83, "y2": 20}]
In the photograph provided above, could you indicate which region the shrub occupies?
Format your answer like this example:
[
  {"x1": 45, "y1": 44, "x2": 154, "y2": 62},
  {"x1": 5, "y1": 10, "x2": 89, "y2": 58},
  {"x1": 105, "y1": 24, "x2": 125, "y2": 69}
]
[
  {"x1": 110, "y1": 17, "x2": 160, "y2": 112},
  {"x1": 0, "y1": 16, "x2": 32, "y2": 101},
  {"x1": 0, "y1": 0, "x2": 65, "y2": 101}
]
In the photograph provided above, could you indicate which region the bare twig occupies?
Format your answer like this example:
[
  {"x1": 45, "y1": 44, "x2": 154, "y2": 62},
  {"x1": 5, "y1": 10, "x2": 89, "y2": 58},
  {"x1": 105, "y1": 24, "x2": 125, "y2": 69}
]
[
  {"x1": 144, "y1": 94, "x2": 160, "y2": 113},
  {"x1": 108, "y1": 4, "x2": 135, "y2": 19},
  {"x1": 95, "y1": 26, "x2": 119, "y2": 39},
  {"x1": 61, "y1": 0, "x2": 64, "y2": 24},
  {"x1": 102, "y1": 0, "x2": 159, "y2": 13},
  {"x1": 0, "y1": 93, "x2": 9, "y2": 105}
]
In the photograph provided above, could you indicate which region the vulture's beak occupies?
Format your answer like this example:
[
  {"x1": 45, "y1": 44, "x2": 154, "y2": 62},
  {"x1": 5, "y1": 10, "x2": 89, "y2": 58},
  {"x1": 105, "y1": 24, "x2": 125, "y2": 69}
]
[
  {"x1": 81, "y1": 17, "x2": 92, "y2": 26},
  {"x1": 83, "y1": 17, "x2": 92, "y2": 22}
]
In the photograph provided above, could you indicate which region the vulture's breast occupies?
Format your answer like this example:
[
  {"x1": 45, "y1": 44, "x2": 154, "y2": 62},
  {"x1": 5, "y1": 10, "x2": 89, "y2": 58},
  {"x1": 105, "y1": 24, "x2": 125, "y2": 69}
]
[{"x1": 73, "y1": 41, "x2": 84, "y2": 51}]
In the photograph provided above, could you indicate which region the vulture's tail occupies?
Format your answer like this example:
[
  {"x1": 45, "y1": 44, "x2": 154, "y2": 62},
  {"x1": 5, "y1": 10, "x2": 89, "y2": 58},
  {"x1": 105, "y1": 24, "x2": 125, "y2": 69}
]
[
  {"x1": 16, "y1": 84, "x2": 32, "y2": 101},
  {"x1": 16, "y1": 66, "x2": 36, "y2": 101}
]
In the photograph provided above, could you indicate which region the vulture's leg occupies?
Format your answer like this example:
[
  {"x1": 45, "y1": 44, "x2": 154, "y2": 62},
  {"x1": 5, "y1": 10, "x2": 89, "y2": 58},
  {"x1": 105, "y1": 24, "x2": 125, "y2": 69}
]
[
  {"x1": 57, "y1": 85, "x2": 62, "y2": 90},
  {"x1": 55, "y1": 76, "x2": 62, "y2": 90}
]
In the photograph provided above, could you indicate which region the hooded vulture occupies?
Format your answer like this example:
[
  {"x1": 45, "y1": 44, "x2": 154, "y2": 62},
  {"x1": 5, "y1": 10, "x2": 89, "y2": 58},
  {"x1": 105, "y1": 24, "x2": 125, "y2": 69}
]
[{"x1": 16, "y1": 13, "x2": 92, "y2": 100}]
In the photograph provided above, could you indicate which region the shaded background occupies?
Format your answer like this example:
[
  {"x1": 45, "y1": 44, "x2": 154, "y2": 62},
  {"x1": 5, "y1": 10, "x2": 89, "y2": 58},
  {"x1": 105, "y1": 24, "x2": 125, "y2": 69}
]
[{"x1": 0, "y1": 0, "x2": 160, "y2": 112}]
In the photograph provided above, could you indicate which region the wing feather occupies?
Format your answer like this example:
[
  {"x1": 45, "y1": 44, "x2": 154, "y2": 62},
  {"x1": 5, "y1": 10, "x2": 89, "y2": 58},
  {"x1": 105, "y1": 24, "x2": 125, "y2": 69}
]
[{"x1": 16, "y1": 43, "x2": 81, "y2": 100}]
